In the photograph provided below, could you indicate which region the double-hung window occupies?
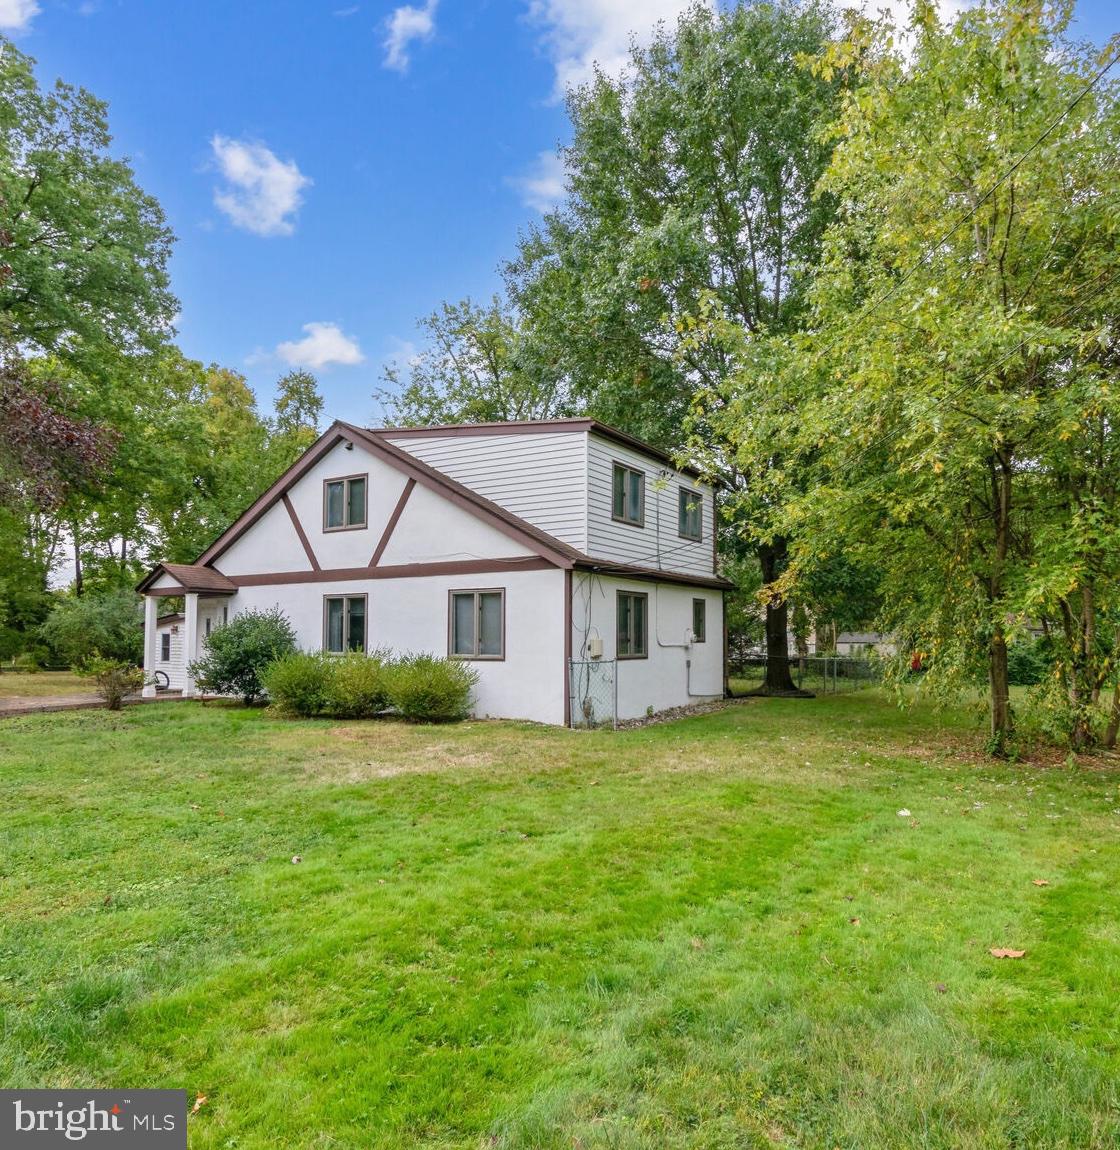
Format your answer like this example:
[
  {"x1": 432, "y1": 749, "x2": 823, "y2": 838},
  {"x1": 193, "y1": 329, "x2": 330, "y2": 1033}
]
[
  {"x1": 612, "y1": 463, "x2": 645, "y2": 526},
  {"x1": 324, "y1": 475, "x2": 367, "y2": 530},
  {"x1": 324, "y1": 595, "x2": 366, "y2": 653},
  {"x1": 449, "y1": 589, "x2": 504, "y2": 659},
  {"x1": 617, "y1": 591, "x2": 648, "y2": 659},
  {"x1": 678, "y1": 488, "x2": 703, "y2": 540},
  {"x1": 692, "y1": 598, "x2": 707, "y2": 643}
]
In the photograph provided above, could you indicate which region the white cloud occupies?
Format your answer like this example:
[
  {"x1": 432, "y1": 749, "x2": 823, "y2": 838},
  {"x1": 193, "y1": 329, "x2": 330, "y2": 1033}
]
[
  {"x1": 528, "y1": 0, "x2": 705, "y2": 97},
  {"x1": 210, "y1": 135, "x2": 310, "y2": 237},
  {"x1": 383, "y1": 0, "x2": 437, "y2": 73},
  {"x1": 510, "y1": 150, "x2": 567, "y2": 214},
  {"x1": 276, "y1": 322, "x2": 365, "y2": 370},
  {"x1": 0, "y1": 0, "x2": 39, "y2": 31}
]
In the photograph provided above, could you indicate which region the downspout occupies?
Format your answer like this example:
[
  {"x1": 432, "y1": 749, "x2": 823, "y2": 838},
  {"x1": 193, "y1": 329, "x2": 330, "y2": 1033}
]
[{"x1": 653, "y1": 584, "x2": 716, "y2": 698}]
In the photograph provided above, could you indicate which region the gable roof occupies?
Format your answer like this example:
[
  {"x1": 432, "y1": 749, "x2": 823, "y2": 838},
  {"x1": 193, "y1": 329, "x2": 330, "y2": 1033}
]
[
  {"x1": 137, "y1": 419, "x2": 734, "y2": 595},
  {"x1": 373, "y1": 418, "x2": 711, "y2": 482}
]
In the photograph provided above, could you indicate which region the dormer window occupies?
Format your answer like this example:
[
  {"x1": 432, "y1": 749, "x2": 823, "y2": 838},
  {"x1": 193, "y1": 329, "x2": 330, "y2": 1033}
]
[
  {"x1": 612, "y1": 463, "x2": 645, "y2": 527},
  {"x1": 324, "y1": 475, "x2": 367, "y2": 531}
]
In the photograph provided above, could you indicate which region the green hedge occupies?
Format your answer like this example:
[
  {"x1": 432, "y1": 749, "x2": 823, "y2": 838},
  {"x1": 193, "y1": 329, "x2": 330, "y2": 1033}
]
[{"x1": 263, "y1": 649, "x2": 477, "y2": 723}]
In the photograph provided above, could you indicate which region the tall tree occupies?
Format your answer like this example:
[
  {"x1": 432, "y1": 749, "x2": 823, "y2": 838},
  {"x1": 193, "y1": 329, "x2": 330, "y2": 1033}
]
[
  {"x1": 377, "y1": 297, "x2": 571, "y2": 426},
  {"x1": 504, "y1": 0, "x2": 844, "y2": 692},
  {"x1": 273, "y1": 369, "x2": 324, "y2": 452},
  {"x1": 720, "y1": 0, "x2": 1120, "y2": 750}
]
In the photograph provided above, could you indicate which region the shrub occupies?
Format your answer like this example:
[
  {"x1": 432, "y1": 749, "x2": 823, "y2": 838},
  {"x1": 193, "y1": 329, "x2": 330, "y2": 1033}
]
[
  {"x1": 323, "y1": 649, "x2": 391, "y2": 719},
  {"x1": 261, "y1": 651, "x2": 332, "y2": 717},
  {"x1": 82, "y1": 657, "x2": 144, "y2": 710},
  {"x1": 189, "y1": 607, "x2": 296, "y2": 704},
  {"x1": 39, "y1": 590, "x2": 143, "y2": 667},
  {"x1": 385, "y1": 653, "x2": 478, "y2": 723},
  {"x1": 1008, "y1": 638, "x2": 1049, "y2": 686}
]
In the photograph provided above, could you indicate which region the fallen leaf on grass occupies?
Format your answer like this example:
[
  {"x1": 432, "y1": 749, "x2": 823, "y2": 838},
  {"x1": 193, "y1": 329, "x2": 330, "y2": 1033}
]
[
  {"x1": 190, "y1": 1094, "x2": 207, "y2": 1115},
  {"x1": 291, "y1": 855, "x2": 302, "y2": 864},
  {"x1": 935, "y1": 983, "x2": 947, "y2": 994},
  {"x1": 1032, "y1": 879, "x2": 1050, "y2": 887},
  {"x1": 849, "y1": 917, "x2": 861, "y2": 925},
  {"x1": 897, "y1": 809, "x2": 911, "y2": 818},
  {"x1": 989, "y1": 948, "x2": 1026, "y2": 959},
  {"x1": 690, "y1": 937, "x2": 704, "y2": 950}
]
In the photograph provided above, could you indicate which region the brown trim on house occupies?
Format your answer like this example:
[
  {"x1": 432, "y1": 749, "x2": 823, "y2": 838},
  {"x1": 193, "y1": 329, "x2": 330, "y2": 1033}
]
[
  {"x1": 369, "y1": 477, "x2": 415, "y2": 567},
  {"x1": 196, "y1": 427, "x2": 350, "y2": 566},
  {"x1": 374, "y1": 418, "x2": 711, "y2": 482},
  {"x1": 563, "y1": 568, "x2": 572, "y2": 728},
  {"x1": 573, "y1": 560, "x2": 734, "y2": 592},
  {"x1": 141, "y1": 583, "x2": 188, "y2": 597},
  {"x1": 338, "y1": 422, "x2": 580, "y2": 569},
  {"x1": 282, "y1": 493, "x2": 320, "y2": 571},
  {"x1": 322, "y1": 473, "x2": 368, "y2": 532},
  {"x1": 616, "y1": 588, "x2": 649, "y2": 660},
  {"x1": 722, "y1": 591, "x2": 730, "y2": 699},
  {"x1": 447, "y1": 587, "x2": 506, "y2": 661},
  {"x1": 227, "y1": 556, "x2": 555, "y2": 587},
  {"x1": 322, "y1": 592, "x2": 368, "y2": 654}
]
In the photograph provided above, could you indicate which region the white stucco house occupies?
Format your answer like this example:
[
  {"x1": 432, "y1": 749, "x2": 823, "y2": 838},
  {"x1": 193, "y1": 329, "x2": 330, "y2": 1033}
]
[{"x1": 138, "y1": 419, "x2": 730, "y2": 726}]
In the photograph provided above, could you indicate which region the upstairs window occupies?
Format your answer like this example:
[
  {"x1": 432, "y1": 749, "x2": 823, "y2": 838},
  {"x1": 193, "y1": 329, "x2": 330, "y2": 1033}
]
[
  {"x1": 324, "y1": 595, "x2": 366, "y2": 653},
  {"x1": 449, "y1": 589, "x2": 504, "y2": 659},
  {"x1": 612, "y1": 464, "x2": 645, "y2": 527},
  {"x1": 679, "y1": 488, "x2": 703, "y2": 540},
  {"x1": 692, "y1": 598, "x2": 707, "y2": 642},
  {"x1": 617, "y1": 590, "x2": 648, "y2": 658},
  {"x1": 324, "y1": 475, "x2": 367, "y2": 531}
]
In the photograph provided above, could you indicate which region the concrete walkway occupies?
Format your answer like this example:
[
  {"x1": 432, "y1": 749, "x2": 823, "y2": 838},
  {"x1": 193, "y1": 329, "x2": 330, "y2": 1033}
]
[{"x1": 0, "y1": 692, "x2": 182, "y2": 719}]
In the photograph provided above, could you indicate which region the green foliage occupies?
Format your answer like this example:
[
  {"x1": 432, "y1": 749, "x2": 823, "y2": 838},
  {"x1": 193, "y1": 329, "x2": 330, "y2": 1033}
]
[
  {"x1": 376, "y1": 297, "x2": 571, "y2": 426},
  {"x1": 80, "y1": 657, "x2": 143, "y2": 711},
  {"x1": 384, "y1": 653, "x2": 478, "y2": 723},
  {"x1": 189, "y1": 608, "x2": 297, "y2": 705},
  {"x1": 1007, "y1": 638, "x2": 1049, "y2": 687},
  {"x1": 260, "y1": 651, "x2": 333, "y2": 718},
  {"x1": 323, "y1": 650, "x2": 391, "y2": 719},
  {"x1": 38, "y1": 590, "x2": 142, "y2": 667}
]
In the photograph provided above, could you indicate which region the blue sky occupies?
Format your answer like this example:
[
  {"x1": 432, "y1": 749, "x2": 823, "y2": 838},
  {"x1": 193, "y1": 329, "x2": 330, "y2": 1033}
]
[{"x1": 5, "y1": 0, "x2": 1116, "y2": 428}]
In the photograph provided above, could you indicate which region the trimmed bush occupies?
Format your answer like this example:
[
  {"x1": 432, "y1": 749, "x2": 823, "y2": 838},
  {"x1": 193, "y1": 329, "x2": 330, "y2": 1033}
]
[
  {"x1": 385, "y1": 653, "x2": 478, "y2": 723},
  {"x1": 323, "y1": 649, "x2": 391, "y2": 719},
  {"x1": 189, "y1": 607, "x2": 297, "y2": 704},
  {"x1": 261, "y1": 651, "x2": 332, "y2": 717}
]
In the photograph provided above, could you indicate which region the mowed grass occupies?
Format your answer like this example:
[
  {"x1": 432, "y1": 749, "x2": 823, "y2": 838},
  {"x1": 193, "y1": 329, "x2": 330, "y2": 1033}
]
[
  {"x1": 0, "y1": 671, "x2": 95, "y2": 699},
  {"x1": 0, "y1": 695, "x2": 1118, "y2": 1149}
]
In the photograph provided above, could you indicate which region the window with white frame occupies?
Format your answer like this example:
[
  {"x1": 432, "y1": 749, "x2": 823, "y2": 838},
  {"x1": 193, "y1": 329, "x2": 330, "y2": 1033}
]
[
  {"x1": 160, "y1": 632, "x2": 171, "y2": 662},
  {"x1": 449, "y1": 589, "x2": 504, "y2": 659},
  {"x1": 617, "y1": 590, "x2": 648, "y2": 658},
  {"x1": 324, "y1": 595, "x2": 366, "y2": 653},
  {"x1": 323, "y1": 475, "x2": 367, "y2": 530}
]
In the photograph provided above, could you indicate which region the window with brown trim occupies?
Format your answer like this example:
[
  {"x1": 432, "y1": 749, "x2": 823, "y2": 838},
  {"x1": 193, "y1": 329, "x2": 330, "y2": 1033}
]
[
  {"x1": 612, "y1": 463, "x2": 645, "y2": 526},
  {"x1": 692, "y1": 598, "x2": 706, "y2": 642},
  {"x1": 324, "y1": 594, "x2": 367, "y2": 653},
  {"x1": 617, "y1": 590, "x2": 648, "y2": 658},
  {"x1": 449, "y1": 589, "x2": 504, "y2": 659},
  {"x1": 679, "y1": 488, "x2": 703, "y2": 541},
  {"x1": 323, "y1": 474, "x2": 367, "y2": 531}
]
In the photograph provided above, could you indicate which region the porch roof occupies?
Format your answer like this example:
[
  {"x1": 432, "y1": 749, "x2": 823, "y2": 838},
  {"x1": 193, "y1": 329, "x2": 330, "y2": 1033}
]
[{"x1": 137, "y1": 563, "x2": 238, "y2": 595}]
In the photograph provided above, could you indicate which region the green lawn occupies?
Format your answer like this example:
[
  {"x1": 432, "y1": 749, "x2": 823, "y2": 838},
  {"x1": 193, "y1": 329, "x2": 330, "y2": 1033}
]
[
  {"x1": 0, "y1": 695, "x2": 1117, "y2": 1148},
  {"x1": 0, "y1": 670, "x2": 95, "y2": 699}
]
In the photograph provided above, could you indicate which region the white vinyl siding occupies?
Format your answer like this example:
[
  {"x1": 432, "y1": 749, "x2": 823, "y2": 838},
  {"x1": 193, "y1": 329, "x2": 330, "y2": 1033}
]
[
  {"x1": 586, "y1": 433, "x2": 714, "y2": 578},
  {"x1": 386, "y1": 430, "x2": 589, "y2": 550}
]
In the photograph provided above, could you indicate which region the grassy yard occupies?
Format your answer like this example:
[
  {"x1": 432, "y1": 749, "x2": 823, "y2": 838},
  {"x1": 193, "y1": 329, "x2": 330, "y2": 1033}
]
[
  {"x1": 0, "y1": 670, "x2": 95, "y2": 699},
  {"x1": 0, "y1": 694, "x2": 1117, "y2": 1148}
]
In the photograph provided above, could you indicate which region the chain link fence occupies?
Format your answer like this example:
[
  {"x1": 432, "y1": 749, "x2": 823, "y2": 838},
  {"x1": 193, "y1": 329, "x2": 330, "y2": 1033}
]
[
  {"x1": 728, "y1": 654, "x2": 882, "y2": 696},
  {"x1": 569, "y1": 659, "x2": 617, "y2": 729}
]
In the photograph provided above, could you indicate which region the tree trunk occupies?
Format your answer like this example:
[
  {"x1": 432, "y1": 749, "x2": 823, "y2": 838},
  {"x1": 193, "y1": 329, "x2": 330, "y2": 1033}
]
[
  {"x1": 987, "y1": 450, "x2": 1013, "y2": 754},
  {"x1": 753, "y1": 537, "x2": 812, "y2": 697},
  {"x1": 72, "y1": 522, "x2": 84, "y2": 598},
  {"x1": 1104, "y1": 680, "x2": 1120, "y2": 750},
  {"x1": 989, "y1": 627, "x2": 1012, "y2": 752}
]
